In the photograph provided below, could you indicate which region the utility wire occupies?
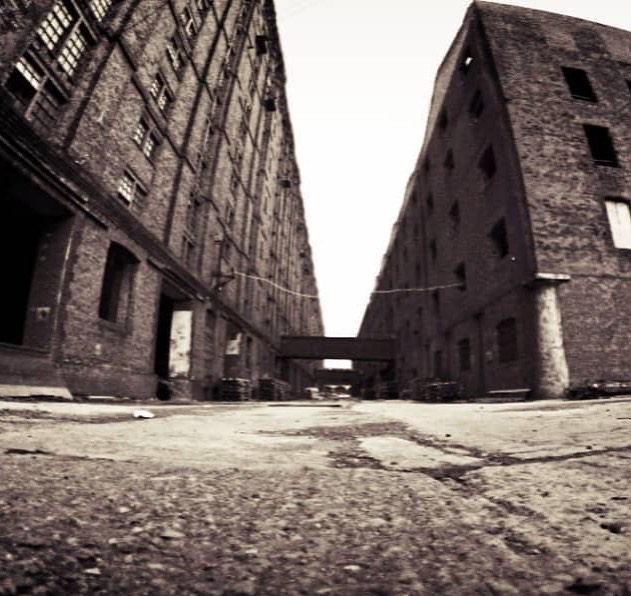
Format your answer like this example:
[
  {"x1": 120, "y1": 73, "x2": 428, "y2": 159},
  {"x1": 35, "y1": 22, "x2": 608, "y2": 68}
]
[
  {"x1": 234, "y1": 271, "x2": 462, "y2": 300},
  {"x1": 234, "y1": 271, "x2": 319, "y2": 299},
  {"x1": 372, "y1": 282, "x2": 464, "y2": 295}
]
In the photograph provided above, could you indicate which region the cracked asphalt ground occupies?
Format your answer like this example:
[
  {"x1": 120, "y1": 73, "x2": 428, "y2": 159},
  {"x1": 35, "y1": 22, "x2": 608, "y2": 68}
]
[{"x1": 1, "y1": 398, "x2": 631, "y2": 595}]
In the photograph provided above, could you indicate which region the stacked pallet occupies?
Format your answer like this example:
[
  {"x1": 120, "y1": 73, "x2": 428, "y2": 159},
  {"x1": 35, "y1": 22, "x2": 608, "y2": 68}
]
[
  {"x1": 259, "y1": 378, "x2": 291, "y2": 401},
  {"x1": 375, "y1": 381, "x2": 398, "y2": 400},
  {"x1": 410, "y1": 379, "x2": 461, "y2": 402},
  {"x1": 219, "y1": 378, "x2": 252, "y2": 401}
]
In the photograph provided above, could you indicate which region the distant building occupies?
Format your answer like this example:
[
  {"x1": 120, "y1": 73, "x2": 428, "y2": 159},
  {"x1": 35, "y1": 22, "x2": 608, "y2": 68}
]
[
  {"x1": 357, "y1": 1, "x2": 631, "y2": 399},
  {"x1": 0, "y1": 0, "x2": 323, "y2": 400}
]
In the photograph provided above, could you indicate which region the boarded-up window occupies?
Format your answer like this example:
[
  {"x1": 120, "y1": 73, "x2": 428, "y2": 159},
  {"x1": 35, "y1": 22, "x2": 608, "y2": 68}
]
[{"x1": 605, "y1": 199, "x2": 631, "y2": 249}]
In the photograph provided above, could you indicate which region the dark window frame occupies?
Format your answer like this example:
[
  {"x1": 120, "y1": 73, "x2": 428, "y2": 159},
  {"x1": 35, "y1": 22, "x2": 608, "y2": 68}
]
[
  {"x1": 458, "y1": 338, "x2": 471, "y2": 372},
  {"x1": 489, "y1": 218, "x2": 509, "y2": 258},
  {"x1": 444, "y1": 149, "x2": 455, "y2": 171},
  {"x1": 561, "y1": 66, "x2": 597, "y2": 102},
  {"x1": 583, "y1": 124, "x2": 619, "y2": 167},
  {"x1": 479, "y1": 145, "x2": 497, "y2": 180},
  {"x1": 497, "y1": 318, "x2": 518, "y2": 363},
  {"x1": 469, "y1": 89, "x2": 484, "y2": 119},
  {"x1": 454, "y1": 262, "x2": 466, "y2": 291},
  {"x1": 98, "y1": 242, "x2": 139, "y2": 324}
]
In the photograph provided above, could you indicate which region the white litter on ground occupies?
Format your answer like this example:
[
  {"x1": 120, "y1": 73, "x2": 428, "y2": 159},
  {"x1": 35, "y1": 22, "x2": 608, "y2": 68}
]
[{"x1": 133, "y1": 410, "x2": 155, "y2": 419}]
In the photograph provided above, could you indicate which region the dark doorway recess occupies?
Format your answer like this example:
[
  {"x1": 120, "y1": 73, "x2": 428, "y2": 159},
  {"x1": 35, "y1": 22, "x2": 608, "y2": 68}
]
[
  {"x1": 0, "y1": 199, "x2": 45, "y2": 345},
  {"x1": 154, "y1": 293, "x2": 174, "y2": 399}
]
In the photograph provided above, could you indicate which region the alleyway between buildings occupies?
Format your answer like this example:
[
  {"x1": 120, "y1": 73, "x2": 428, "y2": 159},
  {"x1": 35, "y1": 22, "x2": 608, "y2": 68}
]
[{"x1": 1, "y1": 397, "x2": 631, "y2": 594}]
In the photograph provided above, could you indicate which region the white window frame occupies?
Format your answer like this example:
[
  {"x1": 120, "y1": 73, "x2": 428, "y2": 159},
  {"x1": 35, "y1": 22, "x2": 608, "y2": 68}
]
[
  {"x1": 166, "y1": 35, "x2": 184, "y2": 72},
  {"x1": 37, "y1": 0, "x2": 74, "y2": 51},
  {"x1": 58, "y1": 26, "x2": 88, "y2": 76},
  {"x1": 117, "y1": 169, "x2": 147, "y2": 205},
  {"x1": 150, "y1": 72, "x2": 173, "y2": 112},
  {"x1": 132, "y1": 117, "x2": 160, "y2": 160},
  {"x1": 88, "y1": 0, "x2": 114, "y2": 22},
  {"x1": 605, "y1": 199, "x2": 631, "y2": 249}
]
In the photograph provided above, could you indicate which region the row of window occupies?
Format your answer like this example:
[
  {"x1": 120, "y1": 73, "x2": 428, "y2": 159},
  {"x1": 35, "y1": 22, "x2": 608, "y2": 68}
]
[{"x1": 5, "y1": 0, "x2": 114, "y2": 130}]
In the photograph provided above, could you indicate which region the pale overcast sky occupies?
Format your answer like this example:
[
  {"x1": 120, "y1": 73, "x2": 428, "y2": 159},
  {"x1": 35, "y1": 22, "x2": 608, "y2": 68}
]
[{"x1": 273, "y1": 0, "x2": 631, "y2": 343}]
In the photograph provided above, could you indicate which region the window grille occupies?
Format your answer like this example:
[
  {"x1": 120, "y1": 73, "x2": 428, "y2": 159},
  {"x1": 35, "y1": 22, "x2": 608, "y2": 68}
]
[
  {"x1": 88, "y1": 0, "x2": 114, "y2": 22},
  {"x1": 58, "y1": 27, "x2": 87, "y2": 75},
  {"x1": 166, "y1": 36, "x2": 184, "y2": 72},
  {"x1": 37, "y1": 1, "x2": 73, "y2": 51}
]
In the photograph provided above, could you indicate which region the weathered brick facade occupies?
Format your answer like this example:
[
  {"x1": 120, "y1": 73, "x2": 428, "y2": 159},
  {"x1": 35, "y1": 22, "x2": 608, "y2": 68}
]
[
  {"x1": 0, "y1": 0, "x2": 323, "y2": 400},
  {"x1": 358, "y1": 2, "x2": 631, "y2": 399}
]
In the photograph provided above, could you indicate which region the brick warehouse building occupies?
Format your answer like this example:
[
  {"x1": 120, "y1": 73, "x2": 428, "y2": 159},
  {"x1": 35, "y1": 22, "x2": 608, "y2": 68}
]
[
  {"x1": 357, "y1": 1, "x2": 631, "y2": 400},
  {"x1": 0, "y1": 0, "x2": 323, "y2": 400}
]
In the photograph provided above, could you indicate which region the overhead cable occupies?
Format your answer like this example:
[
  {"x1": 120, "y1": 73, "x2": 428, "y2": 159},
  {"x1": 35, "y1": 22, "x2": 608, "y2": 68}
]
[
  {"x1": 234, "y1": 271, "x2": 319, "y2": 299},
  {"x1": 372, "y1": 282, "x2": 464, "y2": 295}
]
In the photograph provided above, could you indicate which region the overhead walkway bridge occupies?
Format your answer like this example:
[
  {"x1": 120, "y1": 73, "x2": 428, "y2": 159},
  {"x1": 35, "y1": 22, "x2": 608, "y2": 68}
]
[
  {"x1": 279, "y1": 336, "x2": 395, "y2": 362},
  {"x1": 279, "y1": 336, "x2": 396, "y2": 395}
]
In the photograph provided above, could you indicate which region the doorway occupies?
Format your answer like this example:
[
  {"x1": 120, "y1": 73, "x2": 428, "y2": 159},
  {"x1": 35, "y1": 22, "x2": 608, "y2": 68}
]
[{"x1": 154, "y1": 293, "x2": 174, "y2": 399}]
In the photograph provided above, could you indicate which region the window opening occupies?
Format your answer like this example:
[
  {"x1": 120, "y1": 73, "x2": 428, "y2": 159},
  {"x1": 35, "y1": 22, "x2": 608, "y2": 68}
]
[
  {"x1": 196, "y1": 0, "x2": 211, "y2": 17},
  {"x1": 478, "y1": 145, "x2": 496, "y2": 180},
  {"x1": 489, "y1": 218, "x2": 509, "y2": 258},
  {"x1": 461, "y1": 49, "x2": 474, "y2": 73},
  {"x1": 36, "y1": 0, "x2": 73, "y2": 51},
  {"x1": 89, "y1": 0, "x2": 114, "y2": 22},
  {"x1": 497, "y1": 318, "x2": 518, "y2": 362},
  {"x1": 31, "y1": 82, "x2": 65, "y2": 130},
  {"x1": 255, "y1": 35, "x2": 268, "y2": 56},
  {"x1": 181, "y1": 7, "x2": 197, "y2": 39},
  {"x1": 117, "y1": 169, "x2": 147, "y2": 207},
  {"x1": 166, "y1": 35, "x2": 184, "y2": 73},
  {"x1": 454, "y1": 262, "x2": 466, "y2": 291},
  {"x1": 432, "y1": 290, "x2": 440, "y2": 315},
  {"x1": 6, "y1": 56, "x2": 43, "y2": 108},
  {"x1": 434, "y1": 349, "x2": 443, "y2": 377},
  {"x1": 132, "y1": 117, "x2": 160, "y2": 160},
  {"x1": 458, "y1": 338, "x2": 471, "y2": 371},
  {"x1": 449, "y1": 201, "x2": 460, "y2": 231},
  {"x1": 469, "y1": 89, "x2": 484, "y2": 118},
  {"x1": 561, "y1": 66, "x2": 597, "y2": 102},
  {"x1": 444, "y1": 149, "x2": 454, "y2": 171},
  {"x1": 98, "y1": 243, "x2": 137, "y2": 323},
  {"x1": 429, "y1": 239, "x2": 437, "y2": 261},
  {"x1": 150, "y1": 72, "x2": 173, "y2": 113},
  {"x1": 58, "y1": 26, "x2": 88, "y2": 76},
  {"x1": 438, "y1": 109, "x2": 448, "y2": 132},
  {"x1": 583, "y1": 124, "x2": 619, "y2": 167},
  {"x1": 604, "y1": 198, "x2": 631, "y2": 249}
]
